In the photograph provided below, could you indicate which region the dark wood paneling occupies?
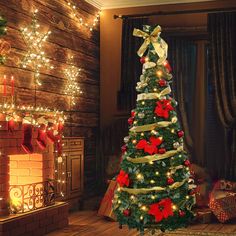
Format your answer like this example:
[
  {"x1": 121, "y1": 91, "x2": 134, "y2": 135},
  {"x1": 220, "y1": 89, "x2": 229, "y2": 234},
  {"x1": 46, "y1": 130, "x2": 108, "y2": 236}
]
[{"x1": 0, "y1": 0, "x2": 100, "y2": 194}]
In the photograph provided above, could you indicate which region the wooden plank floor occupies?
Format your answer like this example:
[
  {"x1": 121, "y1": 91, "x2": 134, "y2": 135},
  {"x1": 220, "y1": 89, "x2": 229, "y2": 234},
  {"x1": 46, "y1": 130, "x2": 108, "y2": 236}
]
[{"x1": 46, "y1": 211, "x2": 236, "y2": 236}]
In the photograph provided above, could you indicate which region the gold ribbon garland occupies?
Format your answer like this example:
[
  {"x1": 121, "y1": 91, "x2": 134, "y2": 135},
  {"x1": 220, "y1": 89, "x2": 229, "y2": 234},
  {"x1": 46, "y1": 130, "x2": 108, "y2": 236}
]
[
  {"x1": 130, "y1": 120, "x2": 173, "y2": 132},
  {"x1": 133, "y1": 25, "x2": 168, "y2": 65},
  {"x1": 126, "y1": 146, "x2": 184, "y2": 164},
  {"x1": 120, "y1": 178, "x2": 187, "y2": 194},
  {"x1": 137, "y1": 86, "x2": 171, "y2": 101}
]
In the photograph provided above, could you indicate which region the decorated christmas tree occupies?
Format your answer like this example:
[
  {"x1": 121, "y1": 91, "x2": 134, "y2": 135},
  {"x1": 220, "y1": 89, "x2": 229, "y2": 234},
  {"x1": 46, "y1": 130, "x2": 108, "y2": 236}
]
[{"x1": 113, "y1": 25, "x2": 196, "y2": 234}]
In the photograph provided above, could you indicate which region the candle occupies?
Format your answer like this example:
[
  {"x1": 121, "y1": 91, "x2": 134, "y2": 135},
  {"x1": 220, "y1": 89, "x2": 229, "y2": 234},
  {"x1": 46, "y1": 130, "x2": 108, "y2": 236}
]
[
  {"x1": 3, "y1": 75, "x2": 6, "y2": 96},
  {"x1": 11, "y1": 76, "x2": 14, "y2": 96}
]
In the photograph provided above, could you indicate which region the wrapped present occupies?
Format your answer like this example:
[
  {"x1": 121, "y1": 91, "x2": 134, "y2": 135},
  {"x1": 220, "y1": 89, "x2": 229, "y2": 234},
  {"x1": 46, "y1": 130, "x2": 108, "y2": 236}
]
[
  {"x1": 98, "y1": 180, "x2": 117, "y2": 221},
  {"x1": 214, "y1": 180, "x2": 236, "y2": 192},
  {"x1": 195, "y1": 208, "x2": 213, "y2": 224},
  {"x1": 209, "y1": 190, "x2": 236, "y2": 223}
]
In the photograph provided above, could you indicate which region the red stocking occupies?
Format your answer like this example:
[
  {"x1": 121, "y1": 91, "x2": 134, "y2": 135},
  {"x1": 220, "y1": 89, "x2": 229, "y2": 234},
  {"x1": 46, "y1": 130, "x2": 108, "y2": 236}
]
[
  {"x1": 8, "y1": 118, "x2": 15, "y2": 133},
  {"x1": 21, "y1": 123, "x2": 34, "y2": 154},
  {"x1": 36, "y1": 124, "x2": 47, "y2": 150},
  {"x1": 46, "y1": 122, "x2": 56, "y2": 143}
]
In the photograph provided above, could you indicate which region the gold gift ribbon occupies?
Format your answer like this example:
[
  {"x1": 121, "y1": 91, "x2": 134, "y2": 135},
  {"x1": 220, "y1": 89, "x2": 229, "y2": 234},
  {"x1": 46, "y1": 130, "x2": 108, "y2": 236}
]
[
  {"x1": 130, "y1": 121, "x2": 173, "y2": 132},
  {"x1": 137, "y1": 86, "x2": 171, "y2": 101},
  {"x1": 133, "y1": 25, "x2": 168, "y2": 65},
  {"x1": 126, "y1": 146, "x2": 183, "y2": 164},
  {"x1": 120, "y1": 178, "x2": 187, "y2": 194}
]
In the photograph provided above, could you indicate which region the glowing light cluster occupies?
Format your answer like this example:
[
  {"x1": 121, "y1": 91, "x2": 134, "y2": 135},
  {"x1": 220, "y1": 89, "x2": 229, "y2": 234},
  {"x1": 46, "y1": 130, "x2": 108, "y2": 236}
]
[
  {"x1": 64, "y1": 56, "x2": 83, "y2": 106},
  {"x1": 66, "y1": 0, "x2": 101, "y2": 32},
  {"x1": 0, "y1": 103, "x2": 65, "y2": 126},
  {"x1": 20, "y1": 9, "x2": 53, "y2": 86}
]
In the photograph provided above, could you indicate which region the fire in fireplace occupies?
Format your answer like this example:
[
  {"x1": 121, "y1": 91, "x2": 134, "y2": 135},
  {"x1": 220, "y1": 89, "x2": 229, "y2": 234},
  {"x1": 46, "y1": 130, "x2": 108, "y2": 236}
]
[{"x1": 9, "y1": 153, "x2": 54, "y2": 213}]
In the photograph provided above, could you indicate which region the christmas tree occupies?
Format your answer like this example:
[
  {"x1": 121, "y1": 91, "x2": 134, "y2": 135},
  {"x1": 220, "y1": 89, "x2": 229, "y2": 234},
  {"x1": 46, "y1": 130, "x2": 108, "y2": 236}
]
[{"x1": 113, "y1": 25, "x2": 196, "y2": 234}]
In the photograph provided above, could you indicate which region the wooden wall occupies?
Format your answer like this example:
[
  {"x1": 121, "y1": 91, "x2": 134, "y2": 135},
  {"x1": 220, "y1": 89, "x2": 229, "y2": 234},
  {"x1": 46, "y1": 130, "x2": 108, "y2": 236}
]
[{"x1": 0, "y1": 0, "x2": 100, "y2": 195}]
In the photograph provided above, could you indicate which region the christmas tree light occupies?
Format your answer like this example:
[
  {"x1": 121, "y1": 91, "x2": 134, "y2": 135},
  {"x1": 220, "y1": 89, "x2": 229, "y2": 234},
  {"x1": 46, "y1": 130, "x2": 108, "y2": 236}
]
[
  {"x1": 64, "y1": 56, "x2": 82, "y2": 107},
  {"x1": 20, "y1": 9, "x2": 53, "y2": 86}
]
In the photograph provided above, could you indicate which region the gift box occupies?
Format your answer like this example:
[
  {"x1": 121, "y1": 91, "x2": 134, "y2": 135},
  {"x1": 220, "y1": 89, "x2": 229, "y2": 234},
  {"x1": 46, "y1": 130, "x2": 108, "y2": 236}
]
[
  {"x1": 214, "y1": 180, "x2": 236, "y2": 192},
  {"x1": 195, "y1": 208, "x2": 213, "y2": 224},
  {"x1": 209, "y1": 190, "x2": 236, "y2": 223},
  {"x1": 98, "y1": 180, "x2": 117, "y2": 221}
]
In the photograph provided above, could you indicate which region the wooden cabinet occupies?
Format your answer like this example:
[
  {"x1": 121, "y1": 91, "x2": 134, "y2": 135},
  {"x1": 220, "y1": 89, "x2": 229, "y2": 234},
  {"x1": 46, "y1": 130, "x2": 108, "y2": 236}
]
[{"x1": 57, "y1": 137, "x2": 84, "y2": 208}]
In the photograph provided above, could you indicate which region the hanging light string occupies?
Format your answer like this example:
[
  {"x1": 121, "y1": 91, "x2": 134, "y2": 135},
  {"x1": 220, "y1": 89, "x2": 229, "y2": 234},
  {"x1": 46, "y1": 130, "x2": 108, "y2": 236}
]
[
  {"x1": 20, "y1": 9, "x2": 54, "y2": 86},
  {"x1": 66, "y1": 0, "x2": 101, "y2": 32},
  {"x1": 64, "y1": 56, "x2": 83, "y2": 106}
]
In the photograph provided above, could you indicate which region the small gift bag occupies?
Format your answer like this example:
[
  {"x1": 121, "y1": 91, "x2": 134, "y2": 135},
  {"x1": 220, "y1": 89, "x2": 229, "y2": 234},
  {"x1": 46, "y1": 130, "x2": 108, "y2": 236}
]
[{"x1": 98, "y1": 180, "x2": 117, "y2": 221}]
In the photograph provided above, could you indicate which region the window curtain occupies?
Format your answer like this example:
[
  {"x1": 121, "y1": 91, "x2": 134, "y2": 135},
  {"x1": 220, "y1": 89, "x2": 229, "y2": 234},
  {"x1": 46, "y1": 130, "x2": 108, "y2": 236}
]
[
  {"x1": 117, "y1": 17, "x2": 148, "y2": 111},
  {"x1": 208, "y1": 12, "x2": 236, "y2": 180},
  {"x1": 167, "y1": 38, "x2": 197, "y2": 162}
]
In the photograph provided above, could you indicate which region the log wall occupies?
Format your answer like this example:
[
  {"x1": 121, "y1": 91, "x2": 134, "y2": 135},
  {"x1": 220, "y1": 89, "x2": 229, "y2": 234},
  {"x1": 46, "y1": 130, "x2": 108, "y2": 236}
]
[{"x1": 0, "y1": 0, "x2": 100, "y2": 195}]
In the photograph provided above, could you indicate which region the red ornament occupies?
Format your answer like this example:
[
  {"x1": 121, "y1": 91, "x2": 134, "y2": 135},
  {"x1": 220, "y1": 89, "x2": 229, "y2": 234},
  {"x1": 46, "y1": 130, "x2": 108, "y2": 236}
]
[
  {"x1": 159, "y1": 148, "x2": 166, "y2": 154},
  {"x1": 121, "y1": 145, "x2": 127, "y2": 154},
  {"x1": 158, "y1": 79, "x2": 167, "y2": 87},
  {"x1": 140, "y1": 57, "x2": 147, "y2": 64},
  {"x1": 116, "y1": 170, "x2": 130, "y2": 187},
  {"x1": 131, "y1": 110, "x2": 135, "y2": 118},
  {"x1": 148, "y1": 198, "x2": 174, "y2": 222},
  {"x1": 128, "y1": 117, "x2": 134, "y2": 125},
  {"x1": 155, "y1": 99, "x2": 174, "y2": 119},
  {"x1": 167, "y1": 177, "x2": 174, "y2": 185},
  {"x1": 177, "y1": 130, "x2": 184, "y2": 138},
  {"x1": 123, "y1": 209, "x2": 131, "y2": 217},
  {"x1": 184, "y1": 159, "x2": 191, "y2": 167},
  {"x1": 163, "y1": 60, "x2": 172, "y2": 72},
  {"x1": 179, "y1": 210, "x2": 186, "y2": 217}
]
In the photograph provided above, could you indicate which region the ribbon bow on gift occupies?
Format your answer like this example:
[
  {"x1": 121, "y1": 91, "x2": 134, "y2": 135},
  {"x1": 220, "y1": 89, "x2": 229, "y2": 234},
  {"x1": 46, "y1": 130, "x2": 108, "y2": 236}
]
[{"x1": 133, "y1": 25, "x2": 168, "y2": 65}]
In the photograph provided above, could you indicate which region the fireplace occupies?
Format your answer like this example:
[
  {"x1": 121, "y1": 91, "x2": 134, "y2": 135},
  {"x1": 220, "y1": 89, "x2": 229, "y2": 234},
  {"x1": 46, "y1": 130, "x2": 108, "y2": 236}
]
[
  {"x1": 0, "y1": 121, "x2": 56, "y2": 215},
  {"x1": 0, "y1": 112, "x2": 69, "y2": 235}
]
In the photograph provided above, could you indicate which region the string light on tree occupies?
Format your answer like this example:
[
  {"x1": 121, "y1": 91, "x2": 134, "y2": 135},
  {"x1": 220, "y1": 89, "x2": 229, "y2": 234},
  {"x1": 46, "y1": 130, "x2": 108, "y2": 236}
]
[
  {"x1": 64, "y1": 56, "x2": 83, "y2": 107},
  {"x1": 20, "y1": 9, "x2": 53, "y2": 86},
  {"x1": 66, "y1": 0, "x2": 101, "y2": 32}
]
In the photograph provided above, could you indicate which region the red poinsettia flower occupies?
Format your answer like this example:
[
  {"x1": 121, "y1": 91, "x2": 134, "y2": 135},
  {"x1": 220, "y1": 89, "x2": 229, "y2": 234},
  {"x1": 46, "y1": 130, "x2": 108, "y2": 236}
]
[
  {"x1": 136, "y1": 136, "x2": 163, "y2": 155},
  {"x1": 155, "y1": 99, "x2": 174, "y2": 119},
  {"x1": 148, "y1": 198, "x2": 174, "y2": 222},
  {"x1": 116, "y1": 170, "x2": 130, "y2": 187}
]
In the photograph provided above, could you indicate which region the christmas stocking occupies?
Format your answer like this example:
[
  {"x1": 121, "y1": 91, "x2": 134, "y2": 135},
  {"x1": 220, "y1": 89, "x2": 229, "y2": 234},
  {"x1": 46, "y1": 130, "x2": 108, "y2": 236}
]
[
  {"x1": 46, "y1": 122, "x2": 57, "y2": 143},
  {"x1": 7, "y1": 117, "x2": 15, "y2": 133},
  {"x1": 36, "y1": 124, "x2": 47, "y2": 150},
  {"x1": 21, "y1": 120, "x2": 34, "y2": 154}
]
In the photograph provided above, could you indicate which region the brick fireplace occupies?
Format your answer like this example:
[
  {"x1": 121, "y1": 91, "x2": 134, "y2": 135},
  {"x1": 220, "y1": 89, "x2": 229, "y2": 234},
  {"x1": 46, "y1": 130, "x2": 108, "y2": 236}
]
[{"x1": 0, "y1": 115, "x2": 68, "y2": 235}]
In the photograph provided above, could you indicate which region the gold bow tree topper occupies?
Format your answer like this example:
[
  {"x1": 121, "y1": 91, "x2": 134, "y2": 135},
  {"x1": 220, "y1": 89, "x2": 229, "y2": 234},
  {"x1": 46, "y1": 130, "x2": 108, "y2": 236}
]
[{"x1": 133, "y1": 25, "x2": 168, "y2": 65}]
